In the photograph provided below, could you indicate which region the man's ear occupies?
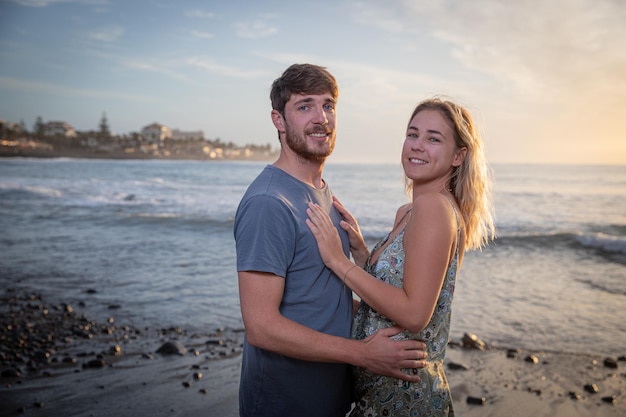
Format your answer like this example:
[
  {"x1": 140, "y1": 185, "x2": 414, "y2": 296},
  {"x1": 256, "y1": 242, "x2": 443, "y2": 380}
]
[
  {"x1": 452, "y1": 147, "x2": 467, "y2": 167},
  {"x1": 271, "y1": 109, "x2": 285, "y2": 134}
]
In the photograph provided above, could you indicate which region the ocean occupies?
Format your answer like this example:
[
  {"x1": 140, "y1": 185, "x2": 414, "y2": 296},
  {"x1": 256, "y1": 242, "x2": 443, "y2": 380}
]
[{"x1": 0, "y1": 158, "x2": 624, "y2": 357}]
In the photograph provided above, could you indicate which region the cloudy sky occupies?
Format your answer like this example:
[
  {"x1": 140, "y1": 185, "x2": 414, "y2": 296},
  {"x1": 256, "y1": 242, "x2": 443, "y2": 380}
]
[{"x1": 1, "y1": 0, "x2": 625, "y2": 164}]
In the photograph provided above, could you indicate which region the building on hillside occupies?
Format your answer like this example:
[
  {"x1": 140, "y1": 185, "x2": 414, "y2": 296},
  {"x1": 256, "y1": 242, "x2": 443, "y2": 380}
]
[
  {"x1": 171, "y1": 129, "x2": 205, "y2": 141},
  {"x1": 44, "y1": 121, "x2": 76, "y2": 137},
  {"x1": 141, "y1": 123, "x2": 171, "y2": 143}
]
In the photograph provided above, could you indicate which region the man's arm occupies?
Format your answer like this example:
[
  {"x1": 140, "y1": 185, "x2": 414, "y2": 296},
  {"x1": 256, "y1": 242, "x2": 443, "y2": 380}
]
[{"x1": 239, "y1": 270, "x2": 426, "y2": 381}]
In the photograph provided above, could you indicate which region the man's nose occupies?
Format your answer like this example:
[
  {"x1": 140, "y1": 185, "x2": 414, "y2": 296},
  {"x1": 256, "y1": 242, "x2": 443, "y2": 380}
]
[{"x1": 312, "y1": 107, "x2": 329, "y2": 125}]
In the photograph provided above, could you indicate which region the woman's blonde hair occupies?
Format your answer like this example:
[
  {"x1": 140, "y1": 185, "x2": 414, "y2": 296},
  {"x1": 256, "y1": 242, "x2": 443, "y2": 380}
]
[{"x1": 406, "y1": 97, "x2": 496, "y2": 250}]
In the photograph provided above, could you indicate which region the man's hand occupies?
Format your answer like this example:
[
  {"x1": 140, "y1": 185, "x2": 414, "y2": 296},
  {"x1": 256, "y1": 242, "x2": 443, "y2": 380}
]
[{"x1": 359, "y1": 326, "x2": 427, "y2": 382}]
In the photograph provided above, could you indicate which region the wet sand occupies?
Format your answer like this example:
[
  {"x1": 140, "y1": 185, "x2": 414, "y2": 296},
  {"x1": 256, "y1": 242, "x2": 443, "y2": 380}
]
[{"x1": 1, "y1": 290, "x2": 624, "y2": 417}]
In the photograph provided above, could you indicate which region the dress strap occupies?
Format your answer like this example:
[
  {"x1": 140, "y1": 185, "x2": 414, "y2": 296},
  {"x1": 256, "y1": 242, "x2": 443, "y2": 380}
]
[{"x1": 443, "y1": 196, "x2": 461, "y2": 256}]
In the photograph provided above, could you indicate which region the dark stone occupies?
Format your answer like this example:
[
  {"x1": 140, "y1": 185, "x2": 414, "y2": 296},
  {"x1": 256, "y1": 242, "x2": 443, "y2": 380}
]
[
  {"x1": 507, "y1": 349, "x2": 520, "y2": 359},
  {"x1": 83, "y1": 359, "x2": 106, "y2": 369},
  {"x1": 1, "y1": 368, "x2": 21, "y2": 378},
  {"x1": 447, "y1": 361, "x2": 469, "y2": 371},
  {"x1": 602, "y1": 395, "x2": 617, "y2": 404},
  {"x1": 584, "y1": 383, "x2": 599, "y2": 394},
  {"x1": 603, "y1": 357, "x2": 618, "y2": 369},
  {"x1": 466, "y1": 396, "x2": 486, "y2": 405},
  {"x1": 33, "y1": 350, "x2": 51, "y2": 364},
  {"x1": 182, "y1": 381, "x2": 191, "y2": 388},
  {"x1": 569, "y1": 391, "x2": 582, "y2": 400},
  {"x1": 156, "y1": 340, "x2": 187, "y2": 355}
]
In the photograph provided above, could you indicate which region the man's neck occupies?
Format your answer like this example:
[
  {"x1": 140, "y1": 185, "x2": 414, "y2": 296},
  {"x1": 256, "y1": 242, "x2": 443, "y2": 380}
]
[{"x1": 273, "y1": 153, "x2": 325, "y2": 189}]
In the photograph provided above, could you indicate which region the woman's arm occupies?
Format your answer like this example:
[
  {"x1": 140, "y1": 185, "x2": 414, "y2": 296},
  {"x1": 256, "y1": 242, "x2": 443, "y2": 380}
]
[{"x1": 306, "y1": 194, "x2": 457, "y2": 334}]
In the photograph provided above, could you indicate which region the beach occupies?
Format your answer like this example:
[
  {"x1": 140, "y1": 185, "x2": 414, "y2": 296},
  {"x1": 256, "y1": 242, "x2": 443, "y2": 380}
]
[
  {"x1": 1, "y1": 159, "x2": 625, "y2": 416},
  {"x1": 1, "y1": 289, "x2": 624, "y2": 417}
]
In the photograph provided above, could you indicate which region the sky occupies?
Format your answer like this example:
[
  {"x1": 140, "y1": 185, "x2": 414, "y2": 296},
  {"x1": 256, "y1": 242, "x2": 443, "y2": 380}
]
[{"x1": 1, "y1": 0, "x2": 625, "y2": 165}]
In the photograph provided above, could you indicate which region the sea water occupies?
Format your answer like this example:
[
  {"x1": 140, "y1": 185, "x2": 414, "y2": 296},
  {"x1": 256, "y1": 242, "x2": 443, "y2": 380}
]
[{"x1": 0, "y1": 158, "x2": 624, "y2": 356}]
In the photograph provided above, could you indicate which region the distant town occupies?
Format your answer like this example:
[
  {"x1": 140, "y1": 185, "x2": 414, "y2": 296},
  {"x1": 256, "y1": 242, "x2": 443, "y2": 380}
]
[{"x1": 0, "y1": 113, "x2": 279, "y2": 161}]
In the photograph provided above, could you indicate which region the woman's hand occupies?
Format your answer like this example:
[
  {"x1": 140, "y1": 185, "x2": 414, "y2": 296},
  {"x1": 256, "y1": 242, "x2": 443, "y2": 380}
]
[
  {"x1": 306, "y1": 202, "x2": 348, "y2": 272},
  {"x1": 332, "y1": 197, "x2": 369, "y2": 267}
]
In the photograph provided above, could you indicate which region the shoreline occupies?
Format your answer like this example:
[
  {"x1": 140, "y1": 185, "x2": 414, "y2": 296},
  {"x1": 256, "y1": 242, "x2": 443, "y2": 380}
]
[{"x1": 1, "y1": 290, "x2": 624, "y2": 417}]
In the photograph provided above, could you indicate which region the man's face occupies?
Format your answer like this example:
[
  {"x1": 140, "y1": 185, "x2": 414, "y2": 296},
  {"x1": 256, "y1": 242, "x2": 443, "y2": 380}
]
[{"x1": 279, "y1": 93, "x2": 337, "y2": 162}]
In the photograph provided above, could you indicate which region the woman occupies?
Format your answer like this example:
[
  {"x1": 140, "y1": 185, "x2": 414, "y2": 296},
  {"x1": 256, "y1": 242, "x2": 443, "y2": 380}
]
[{"x1": 306, "y1": 97, "x2": 495, "y2": 416}]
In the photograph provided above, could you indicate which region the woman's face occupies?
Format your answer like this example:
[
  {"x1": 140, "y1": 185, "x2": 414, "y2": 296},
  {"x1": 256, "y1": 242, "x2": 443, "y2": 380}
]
[{"x1": 402, "y1": 109, "x2": 465, "y2": 186}]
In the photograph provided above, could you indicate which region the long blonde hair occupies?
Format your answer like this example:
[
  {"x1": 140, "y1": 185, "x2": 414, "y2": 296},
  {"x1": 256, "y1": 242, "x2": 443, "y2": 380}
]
[{"x1": 406, "y1": 97, "x2": 496, "y2": 250}]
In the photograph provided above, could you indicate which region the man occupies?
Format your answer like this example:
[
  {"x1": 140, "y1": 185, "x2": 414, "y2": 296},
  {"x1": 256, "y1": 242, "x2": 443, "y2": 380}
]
[{"x1": 234, "y1": 63, "x2": 426, "y2": 417}]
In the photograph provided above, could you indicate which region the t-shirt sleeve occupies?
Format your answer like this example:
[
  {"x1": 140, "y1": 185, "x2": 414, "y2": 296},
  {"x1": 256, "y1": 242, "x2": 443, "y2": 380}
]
[{"x1": 234, "y1": 194, "x2": 296, "y2": 277}]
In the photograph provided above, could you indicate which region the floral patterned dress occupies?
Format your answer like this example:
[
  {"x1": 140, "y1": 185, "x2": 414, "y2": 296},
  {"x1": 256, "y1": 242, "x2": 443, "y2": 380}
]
[{"x1": 350, "y1": 205, "x2": 459, "y2": 417}]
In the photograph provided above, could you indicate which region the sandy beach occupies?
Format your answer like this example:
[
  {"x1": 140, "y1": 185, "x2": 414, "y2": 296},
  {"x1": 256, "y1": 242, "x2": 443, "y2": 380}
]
[{"x1": 1, "y1": 290, "x2": 624, "y2": 417}]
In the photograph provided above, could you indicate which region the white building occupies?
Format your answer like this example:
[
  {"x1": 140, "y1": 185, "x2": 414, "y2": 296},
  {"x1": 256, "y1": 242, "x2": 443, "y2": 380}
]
[
  {"x1": 141, "y1": 123, "x2": 171, "y2": 143},
  {"x1": 44, "y1": 121, "x2": 76, "y2": 137}
]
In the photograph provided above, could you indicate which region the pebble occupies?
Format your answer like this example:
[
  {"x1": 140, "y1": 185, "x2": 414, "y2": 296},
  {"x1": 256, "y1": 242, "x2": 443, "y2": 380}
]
[
  {"x1": 461, "y1": 333, "x2": 486, "y2": 351},
  {"x1": 525, "y1": 354, "x2": 539, "y2": 364}
]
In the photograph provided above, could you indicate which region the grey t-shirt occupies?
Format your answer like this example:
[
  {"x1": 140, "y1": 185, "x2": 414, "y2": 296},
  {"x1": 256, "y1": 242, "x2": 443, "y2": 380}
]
[{"x1": 234, "y1": 165, "x2": 353, "y2": 417}]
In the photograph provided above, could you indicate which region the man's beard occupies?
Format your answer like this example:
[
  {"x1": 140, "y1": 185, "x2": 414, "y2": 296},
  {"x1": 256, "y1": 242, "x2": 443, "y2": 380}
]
[{"x1": 284, "y1": 123, "x2": 335, "y2": 163}]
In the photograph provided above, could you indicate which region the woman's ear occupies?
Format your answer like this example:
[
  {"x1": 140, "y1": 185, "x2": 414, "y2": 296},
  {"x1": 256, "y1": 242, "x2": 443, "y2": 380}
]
[{"x1": 452, "y1": 147, "x2": 467, "y2": 167}]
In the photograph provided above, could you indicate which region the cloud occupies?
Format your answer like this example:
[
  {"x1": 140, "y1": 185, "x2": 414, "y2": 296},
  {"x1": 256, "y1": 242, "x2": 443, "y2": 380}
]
[
  {"x1": 186, "y1": 58, "x2": 270, "y2": 79},
  {"x1": 124, "y1": 61, "x2": 191, "y2": 83},
  {"x1": 352, "y1": 0, "x2": 626, "y2": 104},
  {"x1": 406, "y1": 0, "x2": 626, "y2": 100},
  {"x1": 9, "y1": 0, "x2": 108, "y2": 6},
  {"x1": 191, "y1": 30, "x2": 214, "y2": 40},
  {"x1": 0, "y1": 76, "x2": 151, "y2": 102},
  {"x1": 86, "y1": 25, "x2": 124, "y2": 43},
  {"x1": 234, "y1": 19, "x2": 278, "y2": 39},
  {"x1": 184, "y1": 9, "x2": 215, "y2": 19}
]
